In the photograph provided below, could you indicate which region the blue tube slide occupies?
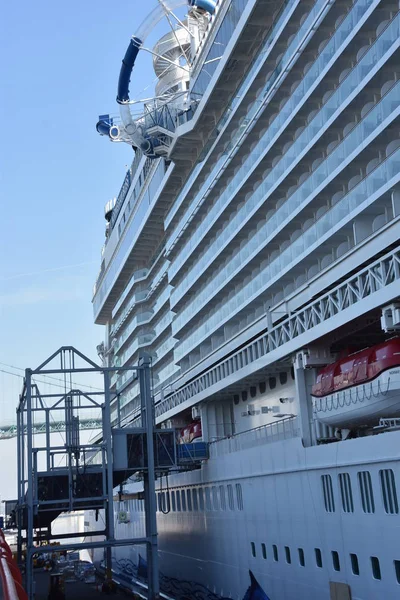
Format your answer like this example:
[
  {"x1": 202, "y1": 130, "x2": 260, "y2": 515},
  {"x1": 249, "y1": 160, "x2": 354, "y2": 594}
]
[
  {"x1": 96, "y1": 114, "x2": 114, "y2": 136},
  {"x1": 117, "y1": 37, "x2": 142, "y2": 104}
]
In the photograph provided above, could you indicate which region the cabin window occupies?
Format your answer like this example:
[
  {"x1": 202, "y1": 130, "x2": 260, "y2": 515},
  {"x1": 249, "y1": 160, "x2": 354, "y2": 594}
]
[
  {"x1": 371, "y1": 556, "x2": 381, "y2": 580},
  {"x1": 339, "y1": 473, "x2": 354, "y2": 512},
  {"x1": 298, "y1": 548, "x2": 305, "y2": 567},
  {"x1": 171, "y1": 491, "x2": 176, "y2": 511},
  {"x1": 279, "y1": 372, "x2": 287, "y2": 385},
  {"x1": 242, "y1": 390, "x2": 248, "y2": 402},
  {"x1": 269, "y1": 376, "x2": 276, "y2": 389},
  {"x1": 192, "y1": 488, "x2": 198, "y2": 511},
  {"x1": 285, "y1": 546, "x2": 291, "y2": 564},
  {"x1": 181, "y1": 490, "x2": 186, "y2": 511},
  {"x1": 235, "y1": 483, "x2": 244, "y2": 510},
  {"x1": 315, "y1": 548, "x2": 323, "y2": 568},
  {"x1": 273, "y1": 545, "x2": 278, "y2": 562},
  {"x1": 186, "y1": 489, "x2": 192, "y2": 511},
  {"x1": 176, "y1": 490, "x2": 181, "y2": 511},
  {"x1": 380, "y1": 469, "x2": 399, "y2": 514},
  {"x1": 351, "y1": 553, "x2": 360, "y2": 575},
  {"x1": 321, "y1": 474, "x2": 335, "y2": 512},
  {"x1": 358, "y1": 471, "x2": 375, "y2": 513},
  {"x1": 290, "y1": 366, "x2": 295, "y2": 380},
  {"x1": 227, "y1": 485, "x2": 234, "y2": 510},
  {"x1": 251, "y1": 542, "x2": 256, "y2": 558},
  {"x1": 332, "y1": 551, "x2": 340, "y2": 571},
  {"x1": 250, "y1": 386, "x2": 257, "y2": 398},
  {"x1": 219, "y1": 485, "x2": 226, "y2": 510},
  {"x1": 212, "y1": 486, "x2": 219, "y2": 510},
  {"x1": 394, "y1": 560, "x2": 400, "y2": 584},
  {"x1": 233, "y1": 394, "x2": 240, "y2": 405},
  {"x1": 262, "y1": 543, "x2": 267, "y2": 559},
  {"x1": 259, "y1": 381, "x2": 266, "y2": 394},
  {"x1": 205, "y1": 487, "x2": 212, "y2": 510},
  {"x1": 198, "y1": 488, "x2": 204, "y2": 511}
]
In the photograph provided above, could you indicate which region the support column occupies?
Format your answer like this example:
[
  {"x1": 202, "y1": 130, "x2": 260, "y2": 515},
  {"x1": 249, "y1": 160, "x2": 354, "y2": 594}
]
[
  {"x1": 200, "y1": 404, "x2": 209, "y2": 442},
  {"x1": 25, "y1": 369, "x2": 34, "y2": 600},
  {"x1": 139, "y1": 354, "x2": 159, "y2": 600},
  {"x1": 103, "y1": 369, "x2": 115, "y2": 585},
  {"x1": 293, "y1": 353, "x2": 315, "y2": 448}
]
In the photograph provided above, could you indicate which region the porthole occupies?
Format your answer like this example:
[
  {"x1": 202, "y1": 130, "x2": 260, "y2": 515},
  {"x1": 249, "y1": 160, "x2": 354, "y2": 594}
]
[
  {"x1": 233, "y1": 394, "x2": 240, "y2": 405},
  {"x1": 371, "y1": 556, "x2": 381, "y2": 580},
  {"x1": 298, "y1": 548, "x2": 305, "y2": 567},
  {"x1": 332, "y1": 551, "x2": 340, "y2": 572},
  {"x1": 290, "y1": 366, "x2": 295, "y2": 380},
  {"x1": 262, "y1": 543, "x2": 267, "y2": 559},
  {"x1": 285, "y1": 546, "x2": 291, "y2": 564},
  {"x1": 269, "y1": 376, "x2": 276, "y2": 390},
  {"x1": 315, "y1": 548, "x2": 323, "y2": 568},
  {"x1": 273, "y1": 545, "x2": 278, "y2": 562},
  {"x1": 242, "y1": 390, "x2": 248, "y2": 402},
  {"x1": 259, "y1": 381, "x2": 266, "y2": 394},
  {"x1": 250, "y1": 386, "x2": 257, "y2": 398},
  {"x1": 279, "y1": 372, "x2": 287, "y2": 385},
  {"x1": 350, "y1": 553, "x2": 360, "y2": 576}
]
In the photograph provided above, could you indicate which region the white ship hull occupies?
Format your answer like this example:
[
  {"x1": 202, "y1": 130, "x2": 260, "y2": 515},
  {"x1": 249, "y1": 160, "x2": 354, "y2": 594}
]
[{"x1": 86, "y1": 429, "x2": 400, "y2": 600}]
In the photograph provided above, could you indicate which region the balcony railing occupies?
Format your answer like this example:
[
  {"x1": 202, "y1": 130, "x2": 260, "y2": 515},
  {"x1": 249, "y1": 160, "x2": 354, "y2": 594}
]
[{"x1": 209, "y1": 416, "x2": 299, "y2": 458}]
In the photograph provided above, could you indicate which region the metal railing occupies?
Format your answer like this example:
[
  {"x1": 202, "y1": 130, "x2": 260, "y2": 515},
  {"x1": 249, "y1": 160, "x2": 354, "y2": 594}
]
[{"x1": 209, "y1": 416, "x2": 299, "y2": 457}]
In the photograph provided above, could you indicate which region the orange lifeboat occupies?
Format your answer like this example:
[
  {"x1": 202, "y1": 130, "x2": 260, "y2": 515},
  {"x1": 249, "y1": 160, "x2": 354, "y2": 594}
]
[{"x1": 311, "y1": 338, "x2": 400, "y2": 427}]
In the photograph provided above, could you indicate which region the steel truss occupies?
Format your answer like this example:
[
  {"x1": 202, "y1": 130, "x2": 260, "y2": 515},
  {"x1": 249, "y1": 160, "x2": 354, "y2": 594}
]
[
  {"x1": 16, "y1": 347, "x2": 160, "y2": 600},
  {"x1": 156, "y1": 245, "x2": 400, "y2": 419}
]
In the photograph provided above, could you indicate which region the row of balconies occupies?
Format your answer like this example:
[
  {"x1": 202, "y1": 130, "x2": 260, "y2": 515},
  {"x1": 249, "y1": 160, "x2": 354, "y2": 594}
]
[
  {"x1": 174, "y1": 150, "x2": 400, "y2": 366},
  {"x1": 171, "y1": 70, "x2": 400, "y2": 339},
  {"x1": 168, "y1": 6, "x2": 399, "y2": 293},
  {"x1": 165, "y1": 0, "x2": 380, "y2": 263}
]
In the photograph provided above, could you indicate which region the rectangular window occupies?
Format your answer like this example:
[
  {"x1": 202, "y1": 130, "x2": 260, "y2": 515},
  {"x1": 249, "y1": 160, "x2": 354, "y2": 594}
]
[
  {"x1": 298, "y1": 548, "x2": 305, "y2": 567},
  {"x1": 380, "y1": 469, "x2": 399, "y2": 514},
  {"x1": 350, "y1": 553, "x2": 360, "y2": 575},
  {"x1": 181, "y1": 490, "x2": 187, "y2": 511},
  {"x1": 219, "y1": 485, "x2": 226, "y2": 510},
  {"x1": 273, "y1": 545, "x2": 278, "y2": 562},
  {"x1": 186, "y1": 489, "x2": 192, "y2": 511},
  {"x1": 212, "y1": 486, "x2": 219, "y2": 510},
  {"x1": 205, "y1": 487, "x2": 212, "y2": 511},
  {"x1": 339, "y1": 473, "x2": 354, "y2": 512},
  {"x1": 236, "y1": 483, "x2": 244, "y2": 510},
  {"x1": 176, "y1": 490, "x2": 181, "y2": 511},
  {"x1": 227, "y1": 484, "x2": 234, "y2": 510},
  {"x1": 394, "y1": 560, "x2": 400, "y2": 584},
  {"x1": 262, "y1": 543, "x2": 267, "y2": 560},
  {"x1": 332, "y1": 551, "x2": 340, "y2": 572},
  {"x1": 358, "y1": 471, "x2": 375, "y2": 513},
  {"x1": 192, "y1": 488, "x2": 198, "y2": 511},
  {"x1": 198, "y1": 488, "x2": 204, "y2": 511},
  {"x1": 251, "y1": 542, "x2": 256, "y2": 558},
  {"x1": 321, "y1": 474, "x2": 335, "y2": 512},
  {"x1": 171, "y1": 491, "x2": 176, "y2": 512},
  {"x1": 157, "y1": 493, "x2": 161, "y2": 512},
  {"x1": 285, "y1": 546, "x2": 291, "y2": 564},
  {"x1": 371, "y1": 556, "x2": 381, "y2": 580},
  {"x1": 315, "y1": 548, "x2": 323, "y2": 568}
]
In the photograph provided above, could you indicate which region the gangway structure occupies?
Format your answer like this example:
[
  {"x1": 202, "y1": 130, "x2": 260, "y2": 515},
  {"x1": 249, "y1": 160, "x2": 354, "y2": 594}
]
[{"x1": 15, "y1": 347, "x2": 207, "y2": 600}]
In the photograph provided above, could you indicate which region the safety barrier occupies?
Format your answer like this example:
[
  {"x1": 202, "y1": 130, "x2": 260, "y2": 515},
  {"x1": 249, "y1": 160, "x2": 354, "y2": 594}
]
[{"x1": 0, "y1": 530, "x2": 27, "y2": 600}]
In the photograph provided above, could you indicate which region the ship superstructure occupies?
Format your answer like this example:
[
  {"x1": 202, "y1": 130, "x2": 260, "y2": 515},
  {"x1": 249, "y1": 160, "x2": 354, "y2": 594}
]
[{"x1": 92, "y1": 0, "x2": 400, "y2": 598}]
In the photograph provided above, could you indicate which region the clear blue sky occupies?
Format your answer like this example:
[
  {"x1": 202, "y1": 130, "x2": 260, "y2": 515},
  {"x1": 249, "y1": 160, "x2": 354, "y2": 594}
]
[{"x1": 0, "y1": 0, "x2": 168, "y2": 423}]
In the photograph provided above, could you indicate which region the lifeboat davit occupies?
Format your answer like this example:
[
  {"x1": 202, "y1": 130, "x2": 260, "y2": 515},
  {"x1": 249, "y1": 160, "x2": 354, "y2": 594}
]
[{"x1": 311, "y1": 338, "x2": 400, "y2": 427}]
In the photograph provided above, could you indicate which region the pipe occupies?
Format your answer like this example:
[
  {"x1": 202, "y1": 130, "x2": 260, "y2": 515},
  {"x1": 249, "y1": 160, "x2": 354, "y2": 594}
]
[{"x1": 0, "y1": 531, "x2": 27, "y2": 600}]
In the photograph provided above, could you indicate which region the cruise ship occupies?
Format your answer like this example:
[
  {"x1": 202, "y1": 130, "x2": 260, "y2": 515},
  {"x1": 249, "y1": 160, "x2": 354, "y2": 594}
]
[{"x1": 91, "y1": 0, "x2": 400, "y2": 598}]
